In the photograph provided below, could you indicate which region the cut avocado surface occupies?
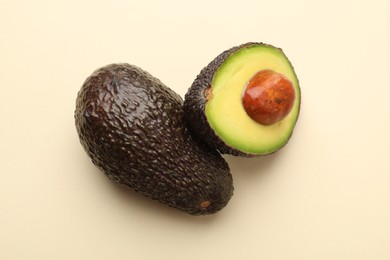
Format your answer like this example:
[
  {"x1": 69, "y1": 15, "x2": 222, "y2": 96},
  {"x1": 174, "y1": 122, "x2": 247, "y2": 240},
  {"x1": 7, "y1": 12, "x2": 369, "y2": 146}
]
[
  {"x1": 184, "y1": 43, "x2": 301, "y2": 156},
  {"x1": 207, "y1": 44, "x2": 300, "y2": 154}
]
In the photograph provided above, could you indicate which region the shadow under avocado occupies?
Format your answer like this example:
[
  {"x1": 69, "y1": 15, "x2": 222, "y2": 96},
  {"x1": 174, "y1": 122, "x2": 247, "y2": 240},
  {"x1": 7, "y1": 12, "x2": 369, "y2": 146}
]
[
  {"x1": 224, "y1": 152, "x2": 280, "y2": 177},
  {"x1": 105, "y1": 176, "x2": 225, "y2": 225},
  {"x1": 94, "y1": 150, "x2": 284, "y2": 223}
]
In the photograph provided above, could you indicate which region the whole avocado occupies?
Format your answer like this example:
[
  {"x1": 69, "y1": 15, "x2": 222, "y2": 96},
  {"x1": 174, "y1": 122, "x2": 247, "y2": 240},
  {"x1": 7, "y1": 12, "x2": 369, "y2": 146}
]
[{"x1": 75, "y1": 64, "x2": 233, "y2": 215}]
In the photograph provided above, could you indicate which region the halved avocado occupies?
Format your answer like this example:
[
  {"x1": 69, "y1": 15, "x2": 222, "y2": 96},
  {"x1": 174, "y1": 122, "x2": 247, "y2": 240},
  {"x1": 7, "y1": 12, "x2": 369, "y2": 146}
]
[{"x1": 184, "y1": 42, "x2": 301, "y2": 157}]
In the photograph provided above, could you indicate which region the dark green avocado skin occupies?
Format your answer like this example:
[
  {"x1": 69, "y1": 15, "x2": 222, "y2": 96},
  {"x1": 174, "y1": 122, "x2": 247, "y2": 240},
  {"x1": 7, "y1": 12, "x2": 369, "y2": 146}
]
[
  {"x1": 184, "y1": 42, "x2": 258, "y2": 157},
  {"x1": 75, "y1": 63, "x2": 233, "y2": 215}
]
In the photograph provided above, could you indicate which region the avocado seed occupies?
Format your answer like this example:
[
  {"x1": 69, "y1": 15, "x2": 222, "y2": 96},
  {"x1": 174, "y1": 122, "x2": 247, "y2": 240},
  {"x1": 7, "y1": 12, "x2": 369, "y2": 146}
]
[{"x1": 242, "y1": 70, "x2": 295, "y2": 125}]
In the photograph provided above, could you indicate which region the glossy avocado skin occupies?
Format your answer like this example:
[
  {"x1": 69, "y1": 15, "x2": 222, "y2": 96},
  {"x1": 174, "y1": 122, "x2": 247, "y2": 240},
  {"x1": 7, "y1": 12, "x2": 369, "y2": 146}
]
[
  {"x1": 75, "y1": 64, "x2": 233, "y2": 215},
  {"x1": 184, "y1": 43, "x2": 257, "y2": 157}
]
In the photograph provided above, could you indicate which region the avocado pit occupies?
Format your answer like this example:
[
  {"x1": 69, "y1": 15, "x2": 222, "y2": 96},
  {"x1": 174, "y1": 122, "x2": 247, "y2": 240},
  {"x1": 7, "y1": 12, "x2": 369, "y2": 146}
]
[{"x1": 242, "y1": 70, "x2": 295, "y2": 125}]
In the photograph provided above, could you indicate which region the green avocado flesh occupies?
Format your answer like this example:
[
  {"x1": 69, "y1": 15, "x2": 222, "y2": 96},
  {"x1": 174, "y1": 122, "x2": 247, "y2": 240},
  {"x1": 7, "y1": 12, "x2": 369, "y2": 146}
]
[{"x1": 205, "y1": 45, "x2": 300, "y2": 155}]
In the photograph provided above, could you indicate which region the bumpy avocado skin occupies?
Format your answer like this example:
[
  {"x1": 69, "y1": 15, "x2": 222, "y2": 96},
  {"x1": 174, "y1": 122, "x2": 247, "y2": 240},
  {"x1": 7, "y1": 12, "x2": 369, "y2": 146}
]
[
  {"x1": 183, "y1": 42, "x2": 300, "y2": 157},
  {"x1": 75, "y1": 64, "x2": 233, "y2": 215}
]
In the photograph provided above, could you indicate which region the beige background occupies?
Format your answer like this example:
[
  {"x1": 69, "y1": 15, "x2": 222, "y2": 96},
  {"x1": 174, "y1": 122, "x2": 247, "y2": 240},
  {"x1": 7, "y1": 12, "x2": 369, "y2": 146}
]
[{"x1": 1, "y1": 0, "x2": 390, "y2": 259}]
